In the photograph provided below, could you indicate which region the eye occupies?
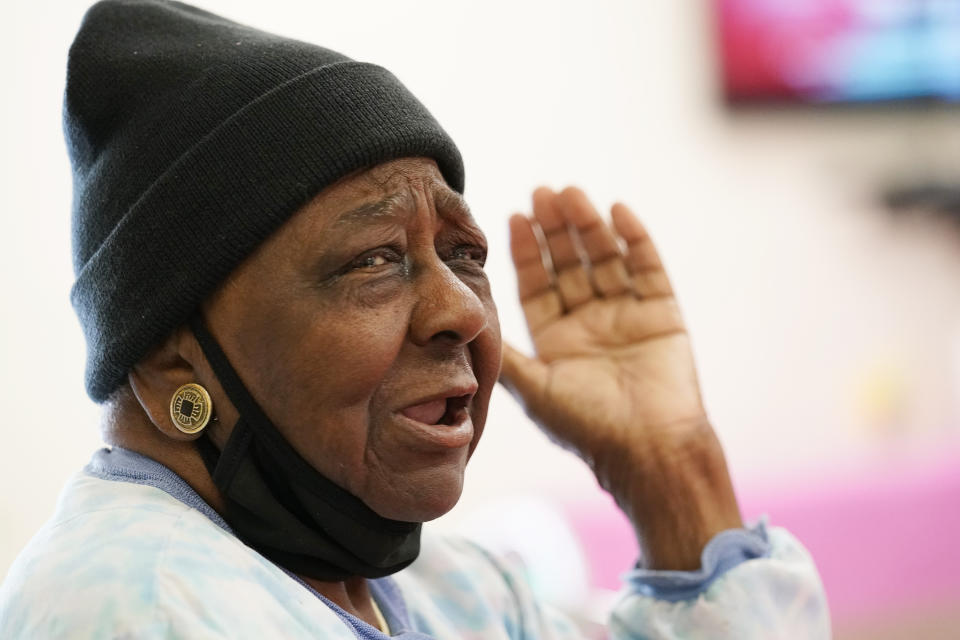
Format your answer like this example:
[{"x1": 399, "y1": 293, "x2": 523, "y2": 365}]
[
  {"x1": 449, "y1": 244, "x2": 487, "y2": 267},
  {"x1": 347, "y1": 246, "x2": 403, "y2": 272},
  {"x1": 358, "y1": 254, "x2": 389, "y2": 268}
]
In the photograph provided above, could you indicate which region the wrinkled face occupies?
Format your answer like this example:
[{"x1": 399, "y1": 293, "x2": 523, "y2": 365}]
[{"x1": 203, "y1": 157, "x2": 501, "y2": 522}]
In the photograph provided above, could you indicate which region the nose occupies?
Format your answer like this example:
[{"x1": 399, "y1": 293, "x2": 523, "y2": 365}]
[{"x1": 409, "y1": 261, "x2": 487, "y2": 347}]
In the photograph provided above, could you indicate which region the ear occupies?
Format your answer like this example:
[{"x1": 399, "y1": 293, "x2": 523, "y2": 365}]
[{"x1": 128, "y1": 325, "x2": 216, "y2": 442}]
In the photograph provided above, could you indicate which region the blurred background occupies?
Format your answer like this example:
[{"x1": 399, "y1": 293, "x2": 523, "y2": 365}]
[{"x1": 2, "y1": 1, "x2": 959, "y2": 638}]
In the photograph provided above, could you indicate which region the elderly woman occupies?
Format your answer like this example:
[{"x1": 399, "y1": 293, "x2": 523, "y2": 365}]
[{"x1": 0, "y1": 1, "x2": 829, "y2": 638}]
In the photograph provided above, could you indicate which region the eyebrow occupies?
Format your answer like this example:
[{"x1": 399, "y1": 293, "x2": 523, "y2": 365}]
[
  {"x1": 332, "y1": 191, "x2": 414, "y2": 229},
  {"x1": 434, "y1": 189, "x2": 478, "y2": 227},
  {"x1": 331, "y1": 188, "x2": 479, "y2": 229}
]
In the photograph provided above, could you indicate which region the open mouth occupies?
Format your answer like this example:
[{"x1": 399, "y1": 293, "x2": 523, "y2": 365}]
[
  {"x1": 439, "y1": 394, "x2": 470, "y2": 426},
  {"x1": 395, "y1": 389, "x2": 477, "y2": 450},
  {"x1": 401, "y1": 393, "x2": 471, "y2": 426}
]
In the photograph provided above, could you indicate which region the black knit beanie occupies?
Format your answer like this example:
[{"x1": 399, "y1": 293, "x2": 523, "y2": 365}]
[{"x1": 66, "y1": 0, "x2": 465, "y2": 402}]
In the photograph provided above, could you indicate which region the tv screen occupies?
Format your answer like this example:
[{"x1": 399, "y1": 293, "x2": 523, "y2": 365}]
[{"x1": 716, "y1": 0, "x2": 960, "y2": 104}]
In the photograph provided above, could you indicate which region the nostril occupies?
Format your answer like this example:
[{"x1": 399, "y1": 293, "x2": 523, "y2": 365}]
[{"x1": 432, "y1": 329, "x2": 464, "y2": 344}]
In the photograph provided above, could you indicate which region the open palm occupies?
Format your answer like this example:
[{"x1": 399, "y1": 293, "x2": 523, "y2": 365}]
[{"x1": 499, "y1": 187, "x2": 708, "y2": 465}]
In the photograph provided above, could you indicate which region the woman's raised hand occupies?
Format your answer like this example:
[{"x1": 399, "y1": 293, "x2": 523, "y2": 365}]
[{"x1": 499, "y1": 187, "x2": 743, "y2": 570}]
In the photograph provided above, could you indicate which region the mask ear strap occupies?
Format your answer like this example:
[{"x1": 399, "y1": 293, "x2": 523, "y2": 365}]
[
  {"x1": 188, "y1": 313, "x2": 269, "y2": 477},
  {"x1": 187, "y1": 313, "x2": 301, "y2": 477},
  {"x1": 194, "y1": 426, "x2": 222, "y2": 476},
  {"x1": 188, "y1": 313, "x2": 264, "y2": 422}
]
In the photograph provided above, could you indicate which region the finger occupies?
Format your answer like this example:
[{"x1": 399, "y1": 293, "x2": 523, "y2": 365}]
[
  {"x1": 508, "y1": 214, "x2": 552, "y2": 300},
  {"x1": 555, "y1": 186, "x2": 632, "y2": 298},
  {"x1": 532, "y1": 187, "x2": 593, "y2": 310},
  {"x1": 532, "y1": 186, "x2": 576, "y2": 269},
  {"x1": 498, "y1": 342, "x2": 548, "y2": 408},
  {"x1": 611, "y1": 202, "x2": 674, "y2": 298},
  {"x1": 508, "y1": 214, "x2": 563, "y2": 334}
]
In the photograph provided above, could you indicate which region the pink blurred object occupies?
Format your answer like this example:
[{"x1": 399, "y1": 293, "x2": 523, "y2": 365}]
[{"x1": 562, "y1": 443, "x2": 960, "y2": 623}]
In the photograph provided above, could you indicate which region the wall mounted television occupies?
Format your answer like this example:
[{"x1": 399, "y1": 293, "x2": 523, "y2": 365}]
[{"x1": 716, "y1": 0, "x2": 960, "y2": 105}]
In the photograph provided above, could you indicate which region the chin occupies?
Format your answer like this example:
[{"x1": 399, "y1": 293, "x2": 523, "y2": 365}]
[{"x1": 367, "y1": 466, "x2": 466, "y2": 523}]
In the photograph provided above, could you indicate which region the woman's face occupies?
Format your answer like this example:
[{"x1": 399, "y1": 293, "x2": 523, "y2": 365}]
[{"x1": 202, "y1": 157, "x2": 501, "y2": 522}]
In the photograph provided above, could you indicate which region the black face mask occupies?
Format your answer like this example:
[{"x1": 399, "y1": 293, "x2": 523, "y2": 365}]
[{"x1": 189, "y1": 314, "x2": 421, "y2": 581}]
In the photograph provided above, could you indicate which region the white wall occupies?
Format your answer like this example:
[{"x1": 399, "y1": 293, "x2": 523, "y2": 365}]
[{"x1": 3, "y1": 0, "x2": 960, "y2": 579}]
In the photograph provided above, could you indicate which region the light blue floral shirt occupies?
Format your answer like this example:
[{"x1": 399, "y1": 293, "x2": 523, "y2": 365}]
[{"x1": 0, "y1": 448, "x2": 830, "y2": 638}]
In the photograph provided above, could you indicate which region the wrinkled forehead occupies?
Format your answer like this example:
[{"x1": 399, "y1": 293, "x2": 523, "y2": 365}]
[
  {"x1": 301, "y1": 158, "x2": 478, "y2": 234},
  {"x1": 354, "y1": 158, "x2": 470, "y2": 210}
]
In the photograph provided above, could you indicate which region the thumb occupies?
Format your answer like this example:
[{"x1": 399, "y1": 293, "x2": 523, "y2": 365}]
[{"x1": 498, "y1": 342, "x2": 549, "y2": 410}]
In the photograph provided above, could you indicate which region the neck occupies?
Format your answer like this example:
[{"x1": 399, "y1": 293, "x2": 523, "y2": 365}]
[
  {"x1": 302, "y1": 575, "x2": 383, "y2": 631},
  {"x1": 104, "y1": 413, "x2": 228, "y2": 516}
]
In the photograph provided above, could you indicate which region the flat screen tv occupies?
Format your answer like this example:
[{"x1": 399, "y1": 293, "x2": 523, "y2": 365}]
[{"x1": 716, "y1": 0, "x2": 960, "y2": 104}]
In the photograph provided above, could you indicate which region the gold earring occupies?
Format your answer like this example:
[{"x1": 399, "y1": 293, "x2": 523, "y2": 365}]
[{"x1": 170, "y1": 383, "x2": 213, "y2": 434}]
